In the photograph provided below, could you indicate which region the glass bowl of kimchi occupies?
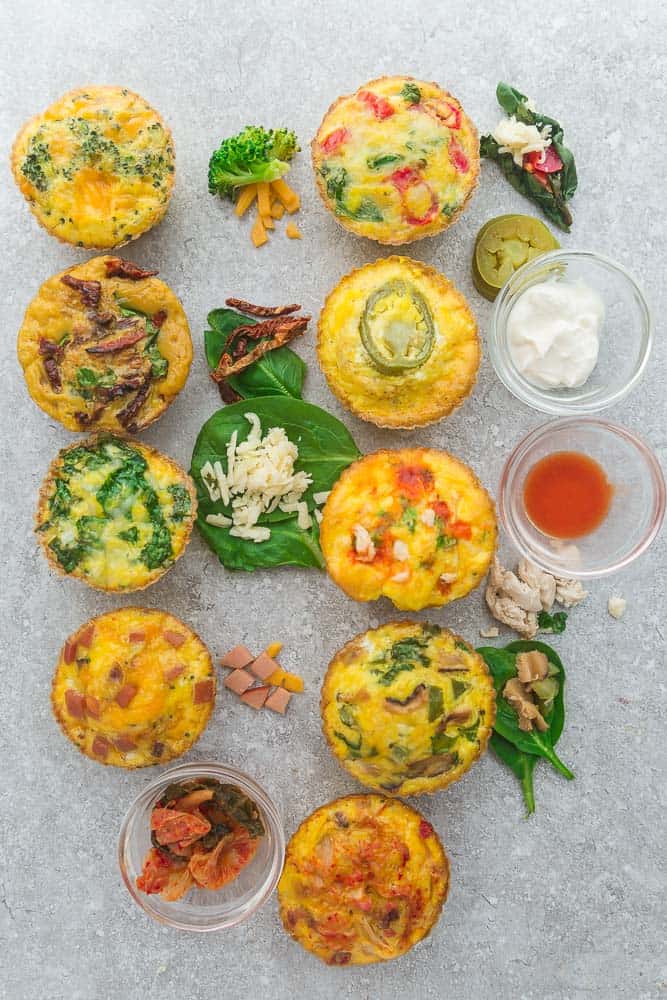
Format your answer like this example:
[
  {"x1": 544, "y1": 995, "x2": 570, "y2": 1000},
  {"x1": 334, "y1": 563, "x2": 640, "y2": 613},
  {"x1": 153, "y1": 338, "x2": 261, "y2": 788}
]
[{"x1": 118, "y1": 761, "x2": 285, "y2": 931}]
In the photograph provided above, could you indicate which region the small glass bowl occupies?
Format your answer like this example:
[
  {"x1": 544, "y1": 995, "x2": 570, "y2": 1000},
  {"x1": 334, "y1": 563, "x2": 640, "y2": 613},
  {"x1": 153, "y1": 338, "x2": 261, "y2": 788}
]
[
  {"x1": 489, "y1": 250, "x2": 652, "y2": 414},
  {"x1": 499, "y1": 418, "x2": 665, "y2": 579},
  {"x1": 118, "y1": 761, "x2": 285, "y2": 932}
]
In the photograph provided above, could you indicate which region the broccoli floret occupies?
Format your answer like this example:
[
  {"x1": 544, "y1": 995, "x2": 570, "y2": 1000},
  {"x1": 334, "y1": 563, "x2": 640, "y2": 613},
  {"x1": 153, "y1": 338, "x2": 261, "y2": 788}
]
[{"x1": 208, "y1": 125, "x2": 299, "y2": 200}]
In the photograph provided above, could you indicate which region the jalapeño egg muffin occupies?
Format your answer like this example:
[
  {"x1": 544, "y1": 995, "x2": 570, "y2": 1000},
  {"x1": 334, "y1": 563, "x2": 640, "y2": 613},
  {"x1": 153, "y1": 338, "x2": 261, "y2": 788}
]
[
  {"x1": 11, "y1": 86, "x2": 175, "y2": 248},
  {"x1": 317, "y1": 256, "x2": 479, "y2": 427},
  {"x1": 52, "y1": 608, "x2": 215, "y2": 767},
  {"x1": 321, "y1": 621, "x2": 495, "y2": 796},
  {"x1": 312, "y1": 75, "x2": 478, "y2": 245},
  {"x1": 17, "y1": 256, "x2": 192, "y2": 434},
  {"x1": 278, "y1": 794, "x2": 449, "y2": 965},
  {"x1": 36, "y1": 435, "x2": 196, "y2": 592},
  {"x1": 320, "y1": 448, "x2": 496, "y2": 611}
]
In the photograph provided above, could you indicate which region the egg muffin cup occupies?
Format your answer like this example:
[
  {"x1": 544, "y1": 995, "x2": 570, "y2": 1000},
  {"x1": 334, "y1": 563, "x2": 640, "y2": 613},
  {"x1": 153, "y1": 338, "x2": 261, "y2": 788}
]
[
  {"x1": 11, "y1": 86, "x2": 175, "y2": 249},
  {"x1": 317, "y1": 256, "x2": 479, "y2": 428},
  {"x1": 52, "y1": 608, "x2": 215, "y2": 768}
]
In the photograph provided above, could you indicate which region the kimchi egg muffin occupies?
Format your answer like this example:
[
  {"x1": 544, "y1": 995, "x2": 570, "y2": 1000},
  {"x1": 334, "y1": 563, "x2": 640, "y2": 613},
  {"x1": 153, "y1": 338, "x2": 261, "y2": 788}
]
[
  {"x1": 52, "y1": 608, "x2": 215, "y2": 768},
  {"x1": 321, "y1": 621, "x2": 495, "y2": 796},
  {"x1": 35, "y1": 435, "x2": 196, "y2": 592},
  {"x1": 278, "y1": 794, "x2": 449, "y2": 965},
  {"x1": 320, "y1": 448, "x2": 497, "y2": 611},
  {"x1": 317, "y1": 256, "x2": 479, "y2": 428},
  {"x1": 312, "y1": 75, "x2": 478, "y2": 245},
  {"x1": 17, "y1": 255, "x2": 192, "y2": 434},
  {"x1": 11, "y1": 86, "x2": 175, "y2": 249}
]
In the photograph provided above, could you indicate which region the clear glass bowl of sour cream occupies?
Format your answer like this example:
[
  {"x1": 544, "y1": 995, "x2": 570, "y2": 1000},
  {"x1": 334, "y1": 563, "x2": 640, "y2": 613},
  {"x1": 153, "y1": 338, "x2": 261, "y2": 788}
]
[{"x1": 489, "y1": 250, "x2": 652, "y2": 414}]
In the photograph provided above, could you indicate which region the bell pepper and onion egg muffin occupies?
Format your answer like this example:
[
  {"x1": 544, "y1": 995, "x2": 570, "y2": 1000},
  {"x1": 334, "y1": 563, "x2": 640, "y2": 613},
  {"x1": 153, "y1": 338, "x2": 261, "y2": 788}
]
[
  {"x1": 320, "y1": 448, "x2": 497, "y2": 611},
  {"x1": 35, "y1": 435, "x2": 196, "y2": 592},
  {"x1": 317, "y1": 256, "x2": 479, "y2": 428},
  {"x1": 17, "y1": 255, "x2": 192, "y2": 434},
  {"x1": 52, "y1": 608, "x2": 215, "y2": 768},
  {"x1": 312, "y1": 75, "x2": 478, "y2": 245},
  {"x1": 278, "y1": 794, "x2": 449, "y2": 965},
  {"x1": 11, "y1": 85, "x2": 175, "y2": 249},
  {"x1": 321, "y1": 621, "x2": 495, "y2": 797}
]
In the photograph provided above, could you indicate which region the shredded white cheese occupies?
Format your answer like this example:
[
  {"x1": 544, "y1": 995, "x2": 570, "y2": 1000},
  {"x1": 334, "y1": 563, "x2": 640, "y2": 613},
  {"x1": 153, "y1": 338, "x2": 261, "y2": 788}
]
[
  {"x1": 492, "y1": 115, "x2": 553, "y2": 166},
  {"x1": 313, "y1": 491, "x2": 331, "y2": 505}
]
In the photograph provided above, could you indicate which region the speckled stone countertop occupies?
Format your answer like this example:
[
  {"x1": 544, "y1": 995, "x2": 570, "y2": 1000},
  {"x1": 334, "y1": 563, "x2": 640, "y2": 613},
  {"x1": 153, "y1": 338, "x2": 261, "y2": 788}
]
[{"x1": 1, "y1": 2, "x2": 665, "y2": 998}]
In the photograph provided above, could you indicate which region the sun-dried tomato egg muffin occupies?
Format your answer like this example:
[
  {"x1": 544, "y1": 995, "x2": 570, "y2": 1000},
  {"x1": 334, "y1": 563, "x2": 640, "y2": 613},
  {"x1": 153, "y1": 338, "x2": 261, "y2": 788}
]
[
  {"x1": 278, "y1": 794, "x2": 449, "y2": 965},
  {"x1": 11, "y1": 86, "x2": 175, "y2": 248},
  {"x1": 35, "y1": 435, "x2": 196, "y2": 592},
  {"x1": 320, "y1": 448, "x2": 496, "y2": 611},
  {"x1": 312, "y1": 76, "x2": 478, "y2": 245},
  {"x1": 17, "y1": 256, "x2": 191, "y2": 434},
  {"x1": 321, "y1": 621, "x2": 495, "y2": 796},
  {"x1": 317, "y1": 256, "x2": 479, "y2": 428},
  {"x1": 52, "y1": 608, "x2": 215, "y2": 768}
]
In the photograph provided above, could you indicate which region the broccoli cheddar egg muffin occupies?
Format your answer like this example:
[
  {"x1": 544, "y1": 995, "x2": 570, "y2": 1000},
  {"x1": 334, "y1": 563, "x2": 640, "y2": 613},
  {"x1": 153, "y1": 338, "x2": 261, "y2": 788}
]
[
  {"x1": 17, "y1": 256, "x2": 192, "y2": 433},
  {"x1": 36, "y1": 435, "x2": 196, "y2": 592},
  {"x1": 52, "y1": 608, "x2": 215, "y2": 767},
  {"x1": 312, "y1": 76, "x2": 478, "y2": 245},
  {"x1": 320, "y1": 448, "x2": 497, "y2": 611},
  {"x1": 278, "y1": 794, "x2": 449, "y2": 965},
  {"x1": 11, "y1": 86, "x2": 175, "y2": 248},
  {"x1": 317, "y1": 257, "x2": 479, "y2": 427},
  {"x1": 321, "y1": 621, "x2": 495, "y2": 796}
]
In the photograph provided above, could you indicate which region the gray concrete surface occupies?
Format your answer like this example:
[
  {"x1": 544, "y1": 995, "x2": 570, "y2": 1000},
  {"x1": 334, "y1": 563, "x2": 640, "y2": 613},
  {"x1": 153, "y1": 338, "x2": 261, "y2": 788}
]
[{"x1": 1, "y1": 2, "x2": 665, "y2": 998}]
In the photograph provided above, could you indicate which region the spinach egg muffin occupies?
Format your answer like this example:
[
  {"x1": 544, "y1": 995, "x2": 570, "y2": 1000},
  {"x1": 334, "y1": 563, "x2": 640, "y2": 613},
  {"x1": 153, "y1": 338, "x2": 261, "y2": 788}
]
[
  {"x1": 320, "y1": 448, "x2": 496, "y2": 611},
  {"x1": 318, "y1": 256, "x2": 479, "y2": 427},
  {"x1": 52, "y1": 608, "x2": 215, "y2": 767},
  {"x1": 11, "y1": 86, "x2": 175, "y2": 248},
  {"x1": 36, "y1": 435, "x2": 196, "y2": 592},
  {"x1": 321, "y1": 622, "x2": 495, "y2": 796},
  {"x1": 312, "y1": 75, "x2": 478, "y2": 245},
  {"x1": 278, "y1": 794, "x2": 449, "y2": 965},
  {"x1": 17, "y1": 256, "x2": 192, "y2": 434}
]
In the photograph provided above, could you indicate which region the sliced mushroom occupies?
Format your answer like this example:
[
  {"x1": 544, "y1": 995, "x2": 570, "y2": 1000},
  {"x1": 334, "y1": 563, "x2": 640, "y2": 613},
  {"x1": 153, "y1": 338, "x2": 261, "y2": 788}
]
[
  {"x1": 503, "y1": 677, "x2": 548, "y2": 732},
  {"x1": 436, "y1": 652, "x2": 468, "y2": 673},
  {"x1": 384, "y1": 684, "x2": 428, "y2": 713},
  {"x1": 439, "y1": 707, "x2": 472, "y2": 728},
  {"x1": 516, "y1": 650, "x2": 549, "y2": 684},
  {"x1": 406, "y1": 753, "x2": 458, "y2": 778}
]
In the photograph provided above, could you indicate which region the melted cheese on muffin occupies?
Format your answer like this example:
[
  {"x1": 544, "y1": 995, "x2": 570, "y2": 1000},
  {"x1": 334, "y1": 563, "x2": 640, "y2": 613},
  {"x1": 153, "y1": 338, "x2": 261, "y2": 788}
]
[
  {"x1": 11, "y1": 86, "x2": 174, "y2": 248},
  {"x1": 278, "y1": 794, "x2": 449, "y2": 965},
  {"x1": 321, "y1": 621, "x2": 495, "y2": 796},
  {"x1": 320, "y1": 448, "x2": 496, "y2": 611},
  {"x1": 312, "y1": 76, "x2": 478, "y2": 245},
  {"x1": 52, "y1": 608, "x2": 215, "y2": 767},
  {"x1": 318, "y1": 256, "x2": 479, "y2": 427},
  {"x1": 36, "y1": 436, "x2": 196, "y2": 592}
]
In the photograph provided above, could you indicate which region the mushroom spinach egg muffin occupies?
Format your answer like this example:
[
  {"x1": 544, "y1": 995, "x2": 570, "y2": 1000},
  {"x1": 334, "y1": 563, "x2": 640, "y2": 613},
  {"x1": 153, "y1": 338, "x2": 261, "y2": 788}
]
[
  {"x1": 320, "y1": 448, "x2": 496, "y2": 611},
  {"x1": 52, "y1": 608, "x2": 215, "y2": 768},
  {"x1": 321, "y1": 622, "x2": 495, "y2": 796},
  {"x1": 312, "y1": 75, "x2": 478, "y2": 244},
  {"x1": 317, "y1": 256, "x2": 479, "y2": 427},
  {"x1": 278, "y1": 794, "x2": 449, "y2": 965},
  {"x1": 17, "y1": 255, "x2": 192, "y2": 434},
  {"x1": 36, "y1": 435, "x2": 196, "y2": 592},
  {"x1": 11, "y1": 86, "x2": 175, "y2": 248}
]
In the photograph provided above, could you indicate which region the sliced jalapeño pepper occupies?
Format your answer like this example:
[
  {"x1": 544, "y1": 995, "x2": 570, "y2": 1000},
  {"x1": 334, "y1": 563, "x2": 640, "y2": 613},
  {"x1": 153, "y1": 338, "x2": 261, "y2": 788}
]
[
  {"x1": 359, "y1": 279, "x2": 435, "y2": 374},
  {"x1": 472, "y1": 214, "x2": 559, "y2": 301}
]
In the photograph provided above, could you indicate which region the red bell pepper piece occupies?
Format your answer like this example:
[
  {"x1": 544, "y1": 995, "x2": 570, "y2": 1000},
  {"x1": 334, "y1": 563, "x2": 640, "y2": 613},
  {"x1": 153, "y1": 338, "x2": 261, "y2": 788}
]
[
  {"x1": 387, "y1": 167, "x2": 439, "y2": 226},
  {"x1": 524, "y1": 146, "x2": 563, "y2": 174},
  {"x1": 449, "y1": 138, "x2": 469, "y2": 173},
  {"x1": 358, "y1": 90, "x2": 394, "y2": 120},
  {"x1": 321, "y1": 127, "x2": 349, "y2": 154}
]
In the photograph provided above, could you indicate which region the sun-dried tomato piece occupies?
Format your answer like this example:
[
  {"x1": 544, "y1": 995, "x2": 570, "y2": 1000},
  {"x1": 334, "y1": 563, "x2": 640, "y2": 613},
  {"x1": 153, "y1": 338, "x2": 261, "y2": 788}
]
[
  {"x1": 61, "y1": 274, "x2": 101, "y2": 307},
  {"x1": 225, "y1": 298, "x2": 301, "y2": 318},
  {"x1": 104, "y1": 258, "x2": 159, "y2": 280},
  {"x1": 85, "y1": 323, "x2": 145, "y2": 354}
]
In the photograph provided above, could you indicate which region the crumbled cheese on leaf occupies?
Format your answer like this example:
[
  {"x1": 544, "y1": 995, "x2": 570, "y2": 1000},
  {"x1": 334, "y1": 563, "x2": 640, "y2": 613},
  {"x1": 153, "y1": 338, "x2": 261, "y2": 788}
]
[{"x1": 492, "y1": 115, "x2": 553, "y2": 166}]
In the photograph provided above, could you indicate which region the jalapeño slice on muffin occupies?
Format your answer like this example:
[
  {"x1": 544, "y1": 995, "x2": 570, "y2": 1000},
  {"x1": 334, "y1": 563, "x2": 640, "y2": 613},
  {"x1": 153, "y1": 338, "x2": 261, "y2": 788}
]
[
  {"x1": 11, "y1": 86, "x2": 175, "y2": 249},
  {"x1": 320, "y1": 448, "x2": 496, "y2": 611},
  {"x1": 312, "y1": 75, "x2": 479, "y2": 245},
  {"x1": 17, "y1": 256, "x2": 192, "y2": 434},
  {"x1": 278, "y1": 794, "x2": 449, "y2": 965},
  {"x1": 35, "y1": 435, "x2": 196, "y2": 592},
  {"x1": 321, "y1": 622, "x2": 495, "y2": 796},
  {"x1": 317, "y1": 256, "x2": 479, "y2": 428},
  {"x1": 52, "y1": 608, "x2": 215, "y2": 767}
]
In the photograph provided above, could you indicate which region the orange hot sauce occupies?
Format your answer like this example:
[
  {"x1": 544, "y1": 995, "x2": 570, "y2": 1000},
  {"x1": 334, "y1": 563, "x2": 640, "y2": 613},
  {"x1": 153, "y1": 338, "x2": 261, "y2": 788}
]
[{"x1": 523, "y1": 451, "x2": 613, "y2": 538}]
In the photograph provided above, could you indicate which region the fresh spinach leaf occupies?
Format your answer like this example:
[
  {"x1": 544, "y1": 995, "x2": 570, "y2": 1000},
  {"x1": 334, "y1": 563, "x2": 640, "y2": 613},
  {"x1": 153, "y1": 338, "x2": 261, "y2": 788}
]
[
  {"x1": 319, "y1": 163, "x2": 383, "y2": 221},
  {"x1": 49, "y1": 539, "x2": 84, "y2": 573},
  {"x1": 76, "y1": 516, "x2": 106, "y2": 548},
  {"x1": 141, "y1": 519, "x2": 173, "y2": 570},
  {"x1": 49, "y1": 479, "x2": 72, "y2": 518},
  {"x1": 490, "y1": 732, "x2": 537, "y2": 816},
  {"x1": 336, "y1": 197, "x2": 383, "y2": 222},
  {"x1": 118, "y1": 527, "x2": 139, "y2": 544}
]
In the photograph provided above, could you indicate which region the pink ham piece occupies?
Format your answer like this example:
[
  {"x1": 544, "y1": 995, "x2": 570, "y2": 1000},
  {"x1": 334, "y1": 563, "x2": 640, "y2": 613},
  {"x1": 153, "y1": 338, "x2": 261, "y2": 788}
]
[
  {"x1": 115, "y1": 684, "x2": 138, "y2": 708},
  {"x1": 164, "y1": 664, "x2": 185, "y2": 682},
  {"x1": 265, "y1": 688, "x2": 291, "y2": 715},
  {"x1": 78, "y1": 624, "x2": 95, "y2": 648},
  {"x1": 163, "y1": 630, "x2": 186, "y2": 648},
  {"x1": 248, "y1": 652, "x2": 279, "y2": 682},
  {"x1": 240, "y1": 685, "x2": 270, "y2": 710},
  {"x1": 85, "y1": 696, "x2": 101, "y2": 719},
  {"x1": 92, "y1": 735, "x2": 110, "y2": 759},
  {"x1": 63, "y1": 639, "x2": 78, "y2": 665},
  {"x1": 65, "y1": 689, "x2": 86, "y2": 718},
  {"x1": 193, "y1": 680, "x2": 215, "y2": 705},
  {"x1": 113, "y1": 736, "x2": 137, "y2": 752},
  {"x1": 128, "y1": 631, "x2": 145, "y2": 643},
  {"x1": 223, "y1": 669, "x2": 254, "y2": 695},
  {"x1": 220, "y1": 645, "x2": 254, "y2": 670}
]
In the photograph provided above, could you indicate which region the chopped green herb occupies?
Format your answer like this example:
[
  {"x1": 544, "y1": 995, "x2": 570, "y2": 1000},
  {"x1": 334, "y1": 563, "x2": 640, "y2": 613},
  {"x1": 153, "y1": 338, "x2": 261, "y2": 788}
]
[
  {"x1": 537, "y1": 610, "x2": 568, "y2": 634},
  {"x1": 167, "y1": 484, "x2": 191, "y2": 522},
  {"x1": 367, "y1": 153, "x2": 404, "y2": 170}
]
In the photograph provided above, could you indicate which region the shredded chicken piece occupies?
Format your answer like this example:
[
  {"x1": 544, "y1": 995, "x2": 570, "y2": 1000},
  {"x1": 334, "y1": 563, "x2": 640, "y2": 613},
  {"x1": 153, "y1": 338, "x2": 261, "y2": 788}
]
[
  {"x1": 353, "y1": 525, "x2": 375, "y2": 562},
  {"x1": 486, "y1": 556, "x2": 588, "y2": 638},
  {"x1": 517, "y1": 559, "x2": 556, "y2": 611},
  {"x1": 485, "y1": 558, "x2": 539, "y2": 638},
  {"x1": 503, "y1": 677, "x2": 548, "y2": 732},
  {"x1": 555, "y1": 577, "x2": 588, "y2": 608},
  {"x1": 490, "y1": 558, "x2": 542, "y2": 612},
  {"x1": 479, "y1": 626, "x2": 500, "y2": 639}
]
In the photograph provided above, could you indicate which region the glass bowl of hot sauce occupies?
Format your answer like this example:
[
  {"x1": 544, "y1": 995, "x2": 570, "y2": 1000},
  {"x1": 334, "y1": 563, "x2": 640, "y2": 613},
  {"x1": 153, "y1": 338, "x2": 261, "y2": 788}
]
[{"x1": 499, "y1": 418, "x2": 665, "y2": 578}]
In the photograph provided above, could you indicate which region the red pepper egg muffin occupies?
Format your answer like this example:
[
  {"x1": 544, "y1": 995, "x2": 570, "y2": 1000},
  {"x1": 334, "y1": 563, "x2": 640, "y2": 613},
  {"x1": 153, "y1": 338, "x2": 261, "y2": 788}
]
[
  {"x1": 51, "y1": 608, "x2": 215, "y2": 768},
  {"x1": 320, "y1": 448, "x2": 497, "y2": 611},
  {"x1": 17, "y1": 256, "x2": 192, "y2": 434},
  {"x1": 278, "y1": 794, "x2": 449, "y2": 965},
  {"x1": 312, "y1": 76, "x2": 478, "y2": 245},
  {"x1": 11, "y1": 86, "x2": 175, "y2": 249}
]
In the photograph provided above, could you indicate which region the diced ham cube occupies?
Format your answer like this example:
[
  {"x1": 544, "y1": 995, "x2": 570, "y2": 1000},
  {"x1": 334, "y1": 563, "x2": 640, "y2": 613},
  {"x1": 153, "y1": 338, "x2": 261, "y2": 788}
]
[
  {"x1": 164, "y1": 664, "x2": 185, "y2": 682},
  {"x1": 78, "y1": 624, "x2": 95, "y2": 648},
  {"x1": 163, "y1": 630, "x2": 186, "y2": 647},
  {"x1": 92, "y1": 735, "x2": 110, "y2": 759},
  {"x1": 85, "y1": 696, "x2": 101, "y2": 719},
  {"x1": 220, "y1": 645, "x2": 254, "y2": 670},
  {"x1": 63, "y1": 639, "x2": 78, "y2": 665},
  {"x1": 128, "y1": 631, "x2": 145, "y2": 643},
  {"x1": 248, "y1": 652, "x2": 279, "y2": 681},
  {"x1": 65, "y1": 689, "x2": 86, "y2": 718},
  {"x1": 114, "y1": 735, "x2": 137, "y2": 752},
  {"x1": 240, "y1": 685, "x2": 270, "y2": 709},
  {"x1": 265, "y1": 688, "x2": 291, "y2": 715},
  {"x1": 223, "y1": 669, "x2": 254, "y2": 695},
  {"x1": 115, "y1": 684, "x2": 138, "y2": 708},
  {"x1": 193, "y1": 679, "x2": 215, "y2": 704}
]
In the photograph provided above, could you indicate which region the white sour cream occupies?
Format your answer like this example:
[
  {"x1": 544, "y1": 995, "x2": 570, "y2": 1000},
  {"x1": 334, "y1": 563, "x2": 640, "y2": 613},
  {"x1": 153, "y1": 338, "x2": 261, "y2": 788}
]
[{"x1": 507, "y1": 278, "x2": 604, "y2": 389}]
